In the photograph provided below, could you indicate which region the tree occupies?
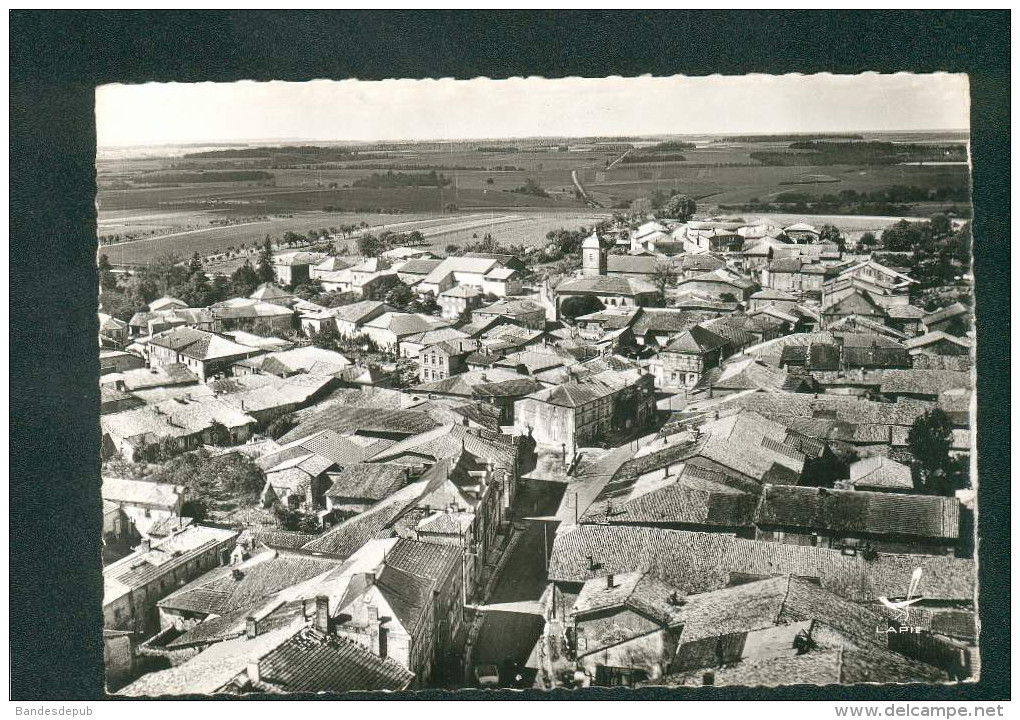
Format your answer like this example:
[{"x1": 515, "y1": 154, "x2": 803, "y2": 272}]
[
  {"x1": 656, "y1": 194, "x2": 697, "y2": 222},
  {"x1": 651, "y1": 259, "x2": 678, "y2": 297},
  {"x1": 266, "y1": 413, "x2": 297, "y2": 440},
  {"x1": 311, "y1": 324, "x2": 341, "y2": 352},
  {"x1": 818, "y1": 224, "x2": 845, "y2": 251},
  {"x1": 859, "y1": 231, "x2": 877, "y2": 248},
  {"x1": 559, "y1": 295, "x2": 605, "y2": 322},
  {"x1": 881, "y1": 220, "x2": 922, "y2": 253},
  {"x1": 907, "y1": 409, "x2": 960, "y2": 496},
  {"x1": 256, "y1": 237, "x2": 276, "y2": 284},
  {"x1": 930, "y1": 213, "x2": 953, "y2": 238},
  {"x1": 231, "y1": 260, "x2": 260, "y2": 297},
  {"x1": 180, "y1": 269, "x2": 213, "y2": 308},
  {"x1": 206, "y1": 420, "x2": 229, "y2": 446},
  {"x1": 188, "y1": 251, "x2": 203, "y2": 275},
  {"x1": 154, "y1": 449, "x2": 266, "y2": 512},
  {"x1": 358, "y1": 233, "x2": 381, "y2": 258},
  {"x1": 97, "y1": 254, "x2": 119, "y2": 290},
  {"x1": 384, "y1": 283, "x2": 414, "y2": 310}
]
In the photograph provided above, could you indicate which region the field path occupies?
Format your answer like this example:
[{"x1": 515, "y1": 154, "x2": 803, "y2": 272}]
[
  {"x1": 605, "y1": 148, "x2": 632, "y2": 170},
  {"x1": 570, "y1": 169, "x2": 601, "y2": 208}
]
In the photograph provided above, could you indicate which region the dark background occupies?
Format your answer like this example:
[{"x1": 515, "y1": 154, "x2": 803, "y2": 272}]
[{"x1": 9, "y1": 10, "x2": 1010, "y2": 701}]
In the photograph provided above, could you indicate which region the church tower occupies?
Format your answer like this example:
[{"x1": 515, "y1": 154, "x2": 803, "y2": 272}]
[{"x1": 581, "y1": 229, "x2": 608, "y2": 277}]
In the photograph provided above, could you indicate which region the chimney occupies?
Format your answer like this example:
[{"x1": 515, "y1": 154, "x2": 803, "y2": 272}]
[
  {"x1": 606, "y1": 574, "x2": 615, "y2": 590},
  {"x1": 138, "y1": 538, "x2": 151, "y2": 553},
  {"x1": 246, "y1": 616, "x2": 258, "y2": 639},
  {"x1": 247, "y1": 662, "x2": 260, "y2": 684},
  {"x1": 367, "y1": 604, "x2": 379, "y2": 624},
  {"x1": 314, "y1": 595, "x2": 330, "y2": 634}
]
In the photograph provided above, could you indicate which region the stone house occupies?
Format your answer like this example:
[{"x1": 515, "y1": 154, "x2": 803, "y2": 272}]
[
  {"x1": 513, "y1": 368, "x2": 656, "y2": 450},
  {"x1": 655, "y1": 325, "x2": 730, "y2": 389},
  {"x1": 418, "y1": 339, "x2": 479, "y2": 382},
  {"x1": 104, "y1": 526, "x2": 238, "y2": 638},
  {"x1": 438, "y1": 285, "x2": 484, "y2": 320}
]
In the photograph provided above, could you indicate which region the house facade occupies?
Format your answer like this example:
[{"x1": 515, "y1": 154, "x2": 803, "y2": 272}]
[{"x1": 514, "y1": 369, "x2": 656, "y2": 450}]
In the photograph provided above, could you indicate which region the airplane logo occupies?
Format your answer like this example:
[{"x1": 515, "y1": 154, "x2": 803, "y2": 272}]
[{"x1": 878, "y1": 568, "x2": 924, "y2": 620}]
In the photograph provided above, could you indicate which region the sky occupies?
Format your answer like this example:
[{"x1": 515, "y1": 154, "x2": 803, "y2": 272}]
[{"x1": 96, "y1": 73, "x2": 970, "y2": 147}]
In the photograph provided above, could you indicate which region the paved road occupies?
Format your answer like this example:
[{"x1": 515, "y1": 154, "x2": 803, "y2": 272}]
[{"x1": 470, "y1": 478, "x2": 566, "y2": 683}]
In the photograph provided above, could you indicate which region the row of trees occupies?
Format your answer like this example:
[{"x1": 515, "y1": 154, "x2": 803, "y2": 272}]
[{"x1": 99, "y1": 237, "x2": 281, "y2": 322}]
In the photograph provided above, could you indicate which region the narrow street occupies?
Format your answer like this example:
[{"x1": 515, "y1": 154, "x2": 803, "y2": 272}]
[{"x1": 469, "y1": 477, "x2": 566, "y2": 686}]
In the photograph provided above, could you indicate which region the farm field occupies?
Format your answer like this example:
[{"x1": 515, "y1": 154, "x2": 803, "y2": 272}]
[
  {"x1": 98, "y1": 211, "x2": 436, "y2": 265},
  {"x1": 98, "y1": 208, "x2": 609, "y2": 267},
  {"x1": 590, "y1": 163, "x2": 971, "y2": 209},
  {"x1": 198, "y1": 210, "x2": 609, "y2": 276}
]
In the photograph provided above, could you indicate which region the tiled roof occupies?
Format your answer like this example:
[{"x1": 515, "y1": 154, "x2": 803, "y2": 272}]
[
  {"x1": 923, "y1": 302, "x2": 969, "y2": 326},
  {"x1": 630, "y1": 308, "x2": 702, "y2": 336},
  {"x1": 575, "y1": 307, "x2": 640, "y2": 330},
  {"x1": 607, "y1": 254, "x2": 661, "y2": 274},
  {"x1": 273, "y1": 251, "x2": 328, "y2": 266},
  {"x1": 150, "y1": 327, "x2": 261, "y2": 362},
  {"x1": 158, "y1": 550, "x2": 344, "y2": 616},
  {"x1": 849, "y1": 455, "x2": 914, "y2": 490},
  {"x1": 485, "y1": 266, "x2": 518, "y2": 280},
  {"x1": 663, "y1": 325, "x2": 730, "y2": 354},
  {"x1": 751, "y1": 288, "x2": 797, "y2": 301},
  {"x1": 757, "y1": 486, "x2": 960, "y2": 540},
  {"x1": 572, "y1": 571, "x2": 686, "y2": 627},
  {"x1": 692, "y1": 411, "x2": 806, "y2": 482},
  {"x1": 522, "y1": 368, "x2": 646, "y2": 409},
  {"x1": 667, "y1": 645, "x2": 945, "y2": 687},
  {"x1": 101, "y1": 397, "x2": 256, "y2": 443},
  {"x1": 257, "y1": 346, "x2": 351, "y2": 374},
  {"x1": 878, "y1": 370, "x2": 971, "y2": 397},
  {"x1": 885, "y1": 304, "x2": 926, "y2": 319},
  {"x1": 369, "y1": 423, "x2": 517, "y2": 471},
  {"x1": 103, "y1": 477, "x2": 181, "y2": 509},
  {"x1": 475, "y1": 298, "x2": 545, "y2": 316},
  {"x1": 332, "y1": 301, "x2": 394, "y2": 324},
  {"x1": 448, "y1": 402, "x2": 503, "y2": 431},
  {"x1": 263, "y1": 429, "x2": 392, "y2": 468},
  {"x1": 556, "y1": 275, "x2": 657, "y2": 296},
  {"x1": 257, "y1": 627, "x2": 413, "y2": 692},
  {"x1": 548, "y1": 526, "x2": 975, "y2": 602},
  {"x1": 249, "y1": 283, "x2": 293, "y2": 302},
  {"x1": 363, "y1": 312, "x2": 445, "y2": 337},
  {"x1": 411, "y1": 368, "x2": 529, "y2": 398},
  {"x1": 118, "y1": 618, "x2": 305, "y2": 696},
  {"x1": 419, "y1": 256, "x2": 500, "y2": 285},
  {"x1": 279, "y1": 406, "x2": 438, "y2": 443},
  {"x1": 300, "y1": 481, "x2": 428, "y2": 557},
  {"x1": 905, "y1": 331, "x2": 973, "y2": 351},
  {"x1": 472, "y1": 377, "x2": 546, "y2": 398},
  {"x1": 695, "y1": 358, "x2": 807, "y2": 395},
  {"x1": 326, "y1": 464, "x2": 408, "y2": 501},
  {"x1": 439, "y1": 285, "x2": 483, "y2": 298},
  {"x1": 105, "y1": 526, "x2": 238, "y2": 603},
  {"x1": 394, "y1": 258, "x2": 442, "y2": 276}
]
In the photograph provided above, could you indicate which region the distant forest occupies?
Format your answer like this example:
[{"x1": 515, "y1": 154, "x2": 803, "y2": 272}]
[
  {"x1": 351, "y1": 170, "x2": 451, "y2": 188},
  {"x1": 752, "y1": 141, "x2": 969, "y2": 166},
  {"x1": 620, "y1": 153, "x2": 687, "y2": 164},
  {"x1": 185, "y1": 145, "x2": 359, "y2": 159},
  {"x1": 137, "y1": 170, "x2": 275, "y2": 184},
  {"x1": 716, "y1": 134, "x2": 865, "y2": 143},
  {"x1": 722, "y1": 184, "x2": 972, "y2": 217}
]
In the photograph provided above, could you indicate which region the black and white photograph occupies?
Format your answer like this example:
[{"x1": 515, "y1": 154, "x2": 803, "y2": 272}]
[{"x1": 88, "y1": 71, "x2": 982, "y2": 696}]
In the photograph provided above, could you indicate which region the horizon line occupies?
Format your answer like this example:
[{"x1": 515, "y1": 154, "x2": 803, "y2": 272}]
[{"x1": 98, "y1": 128, "x2": 972, "y2": 150}]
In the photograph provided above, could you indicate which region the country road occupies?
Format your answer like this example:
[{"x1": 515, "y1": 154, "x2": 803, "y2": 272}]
[{"x1": 570, "y1": 169, "x2": 600, "y2": 208}]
